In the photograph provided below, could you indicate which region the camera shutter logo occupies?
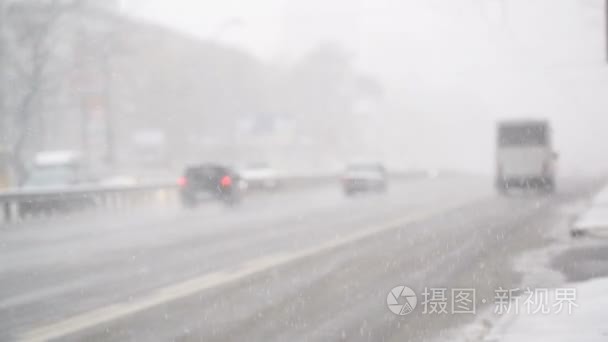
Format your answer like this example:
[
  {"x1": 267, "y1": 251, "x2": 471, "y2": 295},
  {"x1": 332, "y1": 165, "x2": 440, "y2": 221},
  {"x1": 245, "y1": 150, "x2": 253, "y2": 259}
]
[{"x1": 387, "y1": 286, "x2": 417, "y2": 315}]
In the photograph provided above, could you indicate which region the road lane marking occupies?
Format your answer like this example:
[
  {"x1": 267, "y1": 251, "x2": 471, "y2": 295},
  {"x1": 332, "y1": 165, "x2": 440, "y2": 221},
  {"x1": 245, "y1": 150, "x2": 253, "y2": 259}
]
[
  {"x1": 0, "y1": 275, "x2": 108, "y2": 310},
  {"x1": 18, "y1": 200, "x2": 472, "y2": 342}
]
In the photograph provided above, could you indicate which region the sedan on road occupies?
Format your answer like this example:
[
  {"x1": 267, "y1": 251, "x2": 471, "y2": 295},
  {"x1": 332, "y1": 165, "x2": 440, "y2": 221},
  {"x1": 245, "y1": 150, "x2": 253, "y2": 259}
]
[
  {"x1": 342, "y1": 162, "x2": 388, "y2": 196},
  {"x1": 239, "y1": 162, "x2": 280, "y2": 191},
  {"x1": 178, "y1": 163, "x2": 243, "y2": 207}
]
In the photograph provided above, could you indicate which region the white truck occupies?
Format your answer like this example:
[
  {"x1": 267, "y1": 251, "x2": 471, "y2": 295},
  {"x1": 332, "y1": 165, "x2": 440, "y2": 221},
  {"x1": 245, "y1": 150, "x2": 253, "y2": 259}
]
[{"x1": 495, "y1": 120, "x2": 557, "y2": 193}]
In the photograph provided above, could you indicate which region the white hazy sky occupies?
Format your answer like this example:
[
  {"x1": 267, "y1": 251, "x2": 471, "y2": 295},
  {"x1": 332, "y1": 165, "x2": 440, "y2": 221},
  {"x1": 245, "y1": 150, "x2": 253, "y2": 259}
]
[{"x1": 123, "y1": 0, "x2": 608, "y2": 175}]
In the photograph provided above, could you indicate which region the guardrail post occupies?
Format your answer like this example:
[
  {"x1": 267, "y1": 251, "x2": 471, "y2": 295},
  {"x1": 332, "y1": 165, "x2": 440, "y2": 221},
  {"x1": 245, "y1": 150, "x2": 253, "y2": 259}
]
[
  {"x1": 3, "y1": 202, "x2": 11, "y2": 223},
  {"x1": 114, "y1": 193, "x2": 122, "y2": 210}
]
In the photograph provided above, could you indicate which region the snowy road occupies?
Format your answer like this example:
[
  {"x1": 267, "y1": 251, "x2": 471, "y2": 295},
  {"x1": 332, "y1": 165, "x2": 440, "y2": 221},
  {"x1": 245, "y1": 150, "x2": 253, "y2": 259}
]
[{"x1": 0, "y1": 175, "x2": 596, "y2": 341}]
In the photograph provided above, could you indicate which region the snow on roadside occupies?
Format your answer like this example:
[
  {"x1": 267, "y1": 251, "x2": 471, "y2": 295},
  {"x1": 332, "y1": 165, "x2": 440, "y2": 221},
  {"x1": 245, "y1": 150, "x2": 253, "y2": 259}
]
[
  {"x1": 480, "y1": 192, "x2": 608, "y2": 341},
  {"x1": 485, "y1": 188, "x2": 608, "y2": 341},
  {"x1": 484, "y1": 277, "x2": 608, "y2": 342},
  {"x1": 440, "y1": 196, "x2": 600, "y2": 342},
  {"x1": 572, "y1": 184, "x2": 608, "y2": 238}
]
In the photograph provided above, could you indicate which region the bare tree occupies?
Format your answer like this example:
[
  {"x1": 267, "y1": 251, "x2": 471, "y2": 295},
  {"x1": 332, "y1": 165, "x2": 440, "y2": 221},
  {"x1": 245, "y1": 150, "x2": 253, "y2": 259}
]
[{"x1": 0, "y1": 0, "x2": 80, "y2": 183}]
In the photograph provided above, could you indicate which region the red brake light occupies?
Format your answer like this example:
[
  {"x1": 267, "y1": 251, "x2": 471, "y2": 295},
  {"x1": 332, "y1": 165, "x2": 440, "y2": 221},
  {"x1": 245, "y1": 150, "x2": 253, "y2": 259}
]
[
  {"x1": 177, "y1": 176, "x2": 187, "y2": 187},
  {"x1": 220, "y1": 175, "x2": 232, "y2": 187}
]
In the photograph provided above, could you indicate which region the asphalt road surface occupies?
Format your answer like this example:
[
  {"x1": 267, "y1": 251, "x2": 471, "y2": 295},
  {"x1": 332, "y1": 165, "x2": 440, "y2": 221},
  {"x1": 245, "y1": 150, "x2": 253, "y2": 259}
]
[{"x1": 0, "y1": 175, "x2": 596, "y2": 341}]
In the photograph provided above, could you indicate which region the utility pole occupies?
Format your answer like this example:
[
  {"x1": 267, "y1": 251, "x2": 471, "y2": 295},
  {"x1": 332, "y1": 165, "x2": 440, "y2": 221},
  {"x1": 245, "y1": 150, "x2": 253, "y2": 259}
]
[{"x1": 606, "y1": 0, "x2": 608, "y2": 62}]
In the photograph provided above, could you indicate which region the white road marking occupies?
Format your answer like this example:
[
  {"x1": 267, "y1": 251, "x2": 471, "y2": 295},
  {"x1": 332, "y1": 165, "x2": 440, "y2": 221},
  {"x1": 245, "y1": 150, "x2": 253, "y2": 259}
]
[
  {"x1": 0, "y1": 275, "x2": 107, "y2": 310},
  {"x1": 19, "y1": 201, "x2": 466, "y2": 342}
]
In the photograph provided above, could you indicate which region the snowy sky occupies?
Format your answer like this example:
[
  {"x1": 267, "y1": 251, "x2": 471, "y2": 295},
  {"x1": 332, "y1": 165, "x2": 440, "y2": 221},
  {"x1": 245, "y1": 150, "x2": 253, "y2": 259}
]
[{"x1": 122, "y1": 0, "x2": 608, "y2": 175}]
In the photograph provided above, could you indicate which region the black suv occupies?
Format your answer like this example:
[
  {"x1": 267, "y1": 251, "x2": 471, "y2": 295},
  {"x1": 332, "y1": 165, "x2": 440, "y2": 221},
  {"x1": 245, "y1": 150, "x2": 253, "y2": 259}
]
[{"x1": 178, "y1": 164, "x2": 242, "y2": 207}]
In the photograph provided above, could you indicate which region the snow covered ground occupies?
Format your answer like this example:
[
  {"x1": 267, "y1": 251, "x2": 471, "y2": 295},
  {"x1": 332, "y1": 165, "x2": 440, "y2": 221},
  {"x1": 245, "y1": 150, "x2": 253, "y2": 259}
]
[
  {"x1": 487, "y1": 185, "x2": 608, "y2": 341},
  {"x1": 484, "y1": 277, "x2": 608, "y2": 341},
  {"x1": 572, "y1": 185, "x2": 608, "y2": 238},
  {"x1": 445, "y1": 184, "x2": 608, "y2": 342}
]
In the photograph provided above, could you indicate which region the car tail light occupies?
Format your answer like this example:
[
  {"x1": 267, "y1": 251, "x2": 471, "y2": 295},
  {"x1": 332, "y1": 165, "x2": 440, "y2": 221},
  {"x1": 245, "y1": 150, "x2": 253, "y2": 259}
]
[
  {"x1": 177, "y1": 176, "x2": 187, "y2": 187},
  {"x1": 220, "y1": 175, "x2": 232, "y2": 187}
]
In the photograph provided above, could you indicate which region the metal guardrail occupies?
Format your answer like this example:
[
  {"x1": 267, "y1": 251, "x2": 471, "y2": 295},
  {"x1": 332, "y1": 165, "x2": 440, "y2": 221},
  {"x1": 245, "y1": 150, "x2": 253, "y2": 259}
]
[
  {"x1": 0, "y1": 182, "x2": 177, "y2": 223},
  {"x1": 0, "y1": 175, "x2": 333, "y2": 223},
  {"x1": 0, "y1": 171, "x2": 434, "y2": 224}
]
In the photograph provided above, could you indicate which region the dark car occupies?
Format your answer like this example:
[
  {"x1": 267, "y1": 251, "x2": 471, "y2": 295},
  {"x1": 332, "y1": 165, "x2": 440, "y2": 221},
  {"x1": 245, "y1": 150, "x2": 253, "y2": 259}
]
[
  {"x1": 342, "y1": 162, "x2": 387, "y2": 196},
  {"x1": 178, "y1": 164, "x2": 242, "y2": 207}
]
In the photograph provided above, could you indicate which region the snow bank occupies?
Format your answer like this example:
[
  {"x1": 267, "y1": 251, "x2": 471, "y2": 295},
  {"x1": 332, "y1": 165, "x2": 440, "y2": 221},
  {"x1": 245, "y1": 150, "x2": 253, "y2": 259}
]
[
  {"x1": 572, "y1": 184, "x2": 608, "y2": 237},
  {"x1": 485, "y1": 277, "x2": 608, "y2": 342}
]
